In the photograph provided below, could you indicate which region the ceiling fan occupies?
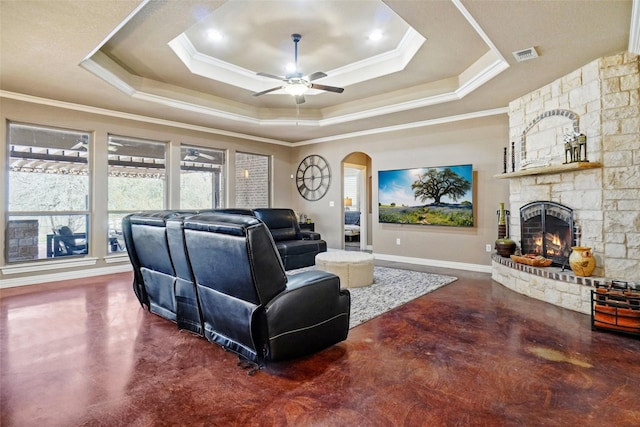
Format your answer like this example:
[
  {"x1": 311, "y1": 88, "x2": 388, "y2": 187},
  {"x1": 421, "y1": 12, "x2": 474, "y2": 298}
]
[
  {"x1": 252, "y1": 33, "x2": 344, "y2": 105},
  {"x1": 71, "y1": 137, "x2": 122, "y2": 152},
  {"x1": 183, "y1": 148, "x2": 217, "y2": 162}
]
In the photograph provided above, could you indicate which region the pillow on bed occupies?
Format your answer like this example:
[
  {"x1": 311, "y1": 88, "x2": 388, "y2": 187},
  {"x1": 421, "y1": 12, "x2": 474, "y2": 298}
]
[{"x1": 345, "y1": 211, "x2": 360, "y2": 225}]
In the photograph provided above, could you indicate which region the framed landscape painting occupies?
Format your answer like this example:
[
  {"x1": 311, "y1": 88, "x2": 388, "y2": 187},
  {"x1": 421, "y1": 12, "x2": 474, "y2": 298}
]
[{"x1": 378, "y1": 164, "x2": 473, "y2": 227}]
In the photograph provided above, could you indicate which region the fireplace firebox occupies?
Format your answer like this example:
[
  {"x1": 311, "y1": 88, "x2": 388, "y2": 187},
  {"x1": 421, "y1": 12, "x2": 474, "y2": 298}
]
[{"x1": 520, "y1": 201, "x2": 575, "y2": 267}]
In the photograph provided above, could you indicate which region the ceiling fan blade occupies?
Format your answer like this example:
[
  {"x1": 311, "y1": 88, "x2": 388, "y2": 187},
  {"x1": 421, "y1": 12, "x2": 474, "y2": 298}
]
[
  {"x1": 71, "y1": 142, "x2": 84, "y2": 150},
  {"x1": 199, "y1": 153, "x2": 216, "y2": 160},
  {"x1": 295, "y1": 95, "x2": 306, "y2": 105},
  {"x1": 307, "y1": 71, "x2": 327, "y2": 81},
  {"x1": 310, "y1": 83, "x2": 344, "y2": 94},
  {"x1": 252, "y1": 86, "x2": 282, "y2": 97},
  {"x1": 257, "y1": 72, "x2": 285, "y2": 81}
]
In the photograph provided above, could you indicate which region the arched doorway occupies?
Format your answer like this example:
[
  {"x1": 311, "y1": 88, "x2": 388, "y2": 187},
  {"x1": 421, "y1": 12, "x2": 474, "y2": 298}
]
[{"x1": 342, "y1": 152, "x2": 372, "y2": 251}]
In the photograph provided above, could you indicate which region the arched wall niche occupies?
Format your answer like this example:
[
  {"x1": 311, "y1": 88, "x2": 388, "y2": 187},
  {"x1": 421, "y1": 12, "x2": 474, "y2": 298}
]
[{"x1": 520, "y1": 109, "x2": 579, "y2": 162}]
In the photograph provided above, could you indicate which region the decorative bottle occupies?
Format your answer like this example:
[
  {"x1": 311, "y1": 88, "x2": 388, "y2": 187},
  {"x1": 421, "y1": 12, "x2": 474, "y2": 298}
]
[{"x1": 495, "y1": 202, "x2": 516, "y2": 257}]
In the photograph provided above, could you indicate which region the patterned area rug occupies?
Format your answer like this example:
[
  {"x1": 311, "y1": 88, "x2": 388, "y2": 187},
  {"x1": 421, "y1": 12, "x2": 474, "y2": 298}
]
[{"x1": 289, "y1": 266, "x2": 457, "y2": 328}]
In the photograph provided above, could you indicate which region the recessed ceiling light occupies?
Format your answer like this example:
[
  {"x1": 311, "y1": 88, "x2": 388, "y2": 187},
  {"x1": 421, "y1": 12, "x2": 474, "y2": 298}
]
[
  {"x1": 368, "y1": 30, "x2": 383, "y2": 41},
  {"x1": 207, "y1": 30, "x2": 224, "y2": 41}
]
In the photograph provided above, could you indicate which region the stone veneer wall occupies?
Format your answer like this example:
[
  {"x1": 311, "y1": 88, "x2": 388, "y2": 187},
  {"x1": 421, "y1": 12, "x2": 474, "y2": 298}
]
[
  {"x1": 492, "y1": 255, "x2": 594, "y2": 314},
  {"x1": 507, "y1": 52, "x2": 640, "y2": 282},
  {"x1": 7, "y1": 220, "x2": 39, "y2": 262}
]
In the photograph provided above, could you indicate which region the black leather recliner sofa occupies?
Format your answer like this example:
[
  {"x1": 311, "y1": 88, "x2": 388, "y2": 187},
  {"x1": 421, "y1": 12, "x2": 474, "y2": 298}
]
[
  {"x1": 253, "y1": 208, "x2": 327, "y2": 270},
  {"x1": 122, "y1": 210, "x2": 349, "y2": 369},
  {"x1": 182, "y1": 213, "x2": 350, "y2": 364},
  {"x1": 121, "y1": 210, "x2": 203, "y2": 334}
]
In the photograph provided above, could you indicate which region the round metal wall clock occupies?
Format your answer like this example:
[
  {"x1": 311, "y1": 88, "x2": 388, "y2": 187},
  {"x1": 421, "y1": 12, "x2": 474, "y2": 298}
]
[{"x1": 296, "y1": 155, "x2": 331, "y2": 201}]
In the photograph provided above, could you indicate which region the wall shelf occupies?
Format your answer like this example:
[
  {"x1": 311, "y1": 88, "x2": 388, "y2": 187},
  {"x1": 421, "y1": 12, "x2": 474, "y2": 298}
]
[{"x1": 494, "y1": 162, "x2": 601, "y2": 179}]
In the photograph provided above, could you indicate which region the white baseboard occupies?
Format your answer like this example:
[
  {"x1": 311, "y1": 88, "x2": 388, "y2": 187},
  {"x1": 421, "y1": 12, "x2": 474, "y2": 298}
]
[
  {"x1": 373, "y1": 253, "x2": 492, "y2": 274},
  {"x1": 1, "y1": 264, "x2": 133, "y2": 289},
  {"x1": 1, "y1": 253, "x2": 489, "y2": 289}
]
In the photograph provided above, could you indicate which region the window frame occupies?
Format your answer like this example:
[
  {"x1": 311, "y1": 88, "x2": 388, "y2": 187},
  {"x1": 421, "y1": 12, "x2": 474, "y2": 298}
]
[{"x1": 5, "y1": 122, "x2": 92, "y2": 263}]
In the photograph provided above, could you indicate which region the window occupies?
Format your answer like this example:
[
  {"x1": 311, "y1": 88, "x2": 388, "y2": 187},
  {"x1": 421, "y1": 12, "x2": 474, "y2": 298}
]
[
  {"x1": 344, "y1": 167, "x2": 361, "y2": 212},
  {"x1": 180, "y1": 145, "x2": 225, "y2": 209},
  {"x1": 235, "y1": 152, "x2": 270, "y2": 208},
  {"x1": 107, "y1": 135, "x2": 166, "y2": 253},
  {"x1": 6, "y1": 123, "x2": 90, "y2": 262}
]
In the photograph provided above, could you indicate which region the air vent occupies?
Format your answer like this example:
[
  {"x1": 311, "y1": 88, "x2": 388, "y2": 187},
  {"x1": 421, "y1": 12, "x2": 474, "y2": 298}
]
[{"x1": 513, "y1": 47, "x2": 539, "y2": 62}]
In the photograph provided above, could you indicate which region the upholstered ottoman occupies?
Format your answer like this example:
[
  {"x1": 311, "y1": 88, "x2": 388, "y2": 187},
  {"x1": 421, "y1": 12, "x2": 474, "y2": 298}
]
[{"x1": 315, "y1": 251, "x2": 374, "y2": 288}]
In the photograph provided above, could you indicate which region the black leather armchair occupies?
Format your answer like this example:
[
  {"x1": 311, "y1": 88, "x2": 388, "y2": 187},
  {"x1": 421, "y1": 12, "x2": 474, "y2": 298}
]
[
  {"x1": 253, "y1": 208, "x2": 327, "y2": 270},
  {"x1": 182, "y1": 213, "x2": 350, "y2": 365}
]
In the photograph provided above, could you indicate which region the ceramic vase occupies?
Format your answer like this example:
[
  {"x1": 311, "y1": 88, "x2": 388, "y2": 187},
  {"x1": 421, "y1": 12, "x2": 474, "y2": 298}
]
[
  {"x1": 495, "y1": 238, "x2": 517, "y2": 257},
  {"x1": 569, "y1": 246, "x2": 596, "y2": 277}
]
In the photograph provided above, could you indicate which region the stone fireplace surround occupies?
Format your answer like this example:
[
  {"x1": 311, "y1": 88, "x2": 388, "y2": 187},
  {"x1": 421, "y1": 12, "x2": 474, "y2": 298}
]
[{"x1": 491, "y1": 52, "x2": 640, "y2": 314}]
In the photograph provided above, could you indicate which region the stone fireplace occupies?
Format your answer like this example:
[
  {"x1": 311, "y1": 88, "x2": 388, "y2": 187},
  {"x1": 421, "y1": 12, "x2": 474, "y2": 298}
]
[
  {"x1": 491, "y1": 51, "x2": 640, "y2": 314},
  {"x1": 520, "y1": 201, "x2": 575, "y2": 267}
]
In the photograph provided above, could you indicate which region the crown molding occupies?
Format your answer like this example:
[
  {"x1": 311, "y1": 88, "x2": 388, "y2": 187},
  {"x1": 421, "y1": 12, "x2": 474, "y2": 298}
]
[
  {"x1": 168, "y1": 25, "x2": 425, "y2": 93},
  {"x1": 1, "y1": 90, "x2": 507, "y2": 146},
  {"x1": 77, "y1": 0, "x2": 507, "y2": 130},
  {"x1": 0, "y1": 90, "x2": 290, "y2": 146},
  {"x1": 294, "y1": 107, "x2": 509, "y2": 146},
  {"x1": 75, "y1": 59, "x2": 506, "y2": 129}
]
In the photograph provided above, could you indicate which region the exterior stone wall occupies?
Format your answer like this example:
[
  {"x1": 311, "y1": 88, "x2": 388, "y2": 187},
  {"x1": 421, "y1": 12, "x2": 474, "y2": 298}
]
[
  {"x1": 235, "y1": 152, "x2": 270, "y2": 208},
  {"x1": 7, "y1": 220, "x2": 39, "y2": 262},
  {"x1": 507, "y1": 52, "x2": 639, "y2": 281}
]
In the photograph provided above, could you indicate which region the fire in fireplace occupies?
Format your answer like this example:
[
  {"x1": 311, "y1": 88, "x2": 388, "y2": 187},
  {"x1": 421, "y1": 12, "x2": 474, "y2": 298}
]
[{"x1": 520, "y1": 201, "x2": 576, "y2": 267}]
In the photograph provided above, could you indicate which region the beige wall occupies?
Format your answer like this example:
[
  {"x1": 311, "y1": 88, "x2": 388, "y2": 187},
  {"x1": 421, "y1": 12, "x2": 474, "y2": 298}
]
[
  {"x1": 0, "y1": 98, "x2": 293, "y2": 283},
  {"x1": 292, "y1": 114, "x2": 510, "y2": 268},
  {"x1": 1, "y1": 96, "x2": 509, "y2": 285}
]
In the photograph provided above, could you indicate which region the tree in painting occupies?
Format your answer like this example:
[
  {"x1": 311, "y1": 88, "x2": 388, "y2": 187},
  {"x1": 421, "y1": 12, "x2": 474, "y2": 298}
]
[{"x1": 411, "y1": 167, "x2": 471, "y2": 205}]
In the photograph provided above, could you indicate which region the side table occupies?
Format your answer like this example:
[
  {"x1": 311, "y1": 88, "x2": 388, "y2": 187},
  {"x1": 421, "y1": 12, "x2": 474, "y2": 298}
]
[{"x1": 299, "y1": 222, "x2": 315, "y2": 232}]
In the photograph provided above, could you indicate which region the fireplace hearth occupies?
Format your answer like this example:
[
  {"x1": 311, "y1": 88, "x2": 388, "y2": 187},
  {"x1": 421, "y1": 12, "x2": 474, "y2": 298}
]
[{"x1": 520, "y1": 201, "x2": 575, "y2": 267}]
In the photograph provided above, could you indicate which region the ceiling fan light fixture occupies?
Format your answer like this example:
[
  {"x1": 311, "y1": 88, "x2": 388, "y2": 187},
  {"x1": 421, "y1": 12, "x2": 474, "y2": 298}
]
[
  {"x1": 207, "y1": 30, "x2": 224, "y2": 41},
  {"x1": 368, "y1": 30, "x2": 383, "y2": 41},
  {"x1": 253, "y1": 33, "x2": 344, "y2": 102},
  {"x1": 283, "y1": 80, "x2": 309, "y2": 96}
]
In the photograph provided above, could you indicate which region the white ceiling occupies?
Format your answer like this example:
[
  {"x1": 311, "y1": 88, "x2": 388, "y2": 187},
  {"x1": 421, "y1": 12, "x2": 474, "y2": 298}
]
[{"x1": 1, "y1": 0, "x2": 636, "y2": 145}]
